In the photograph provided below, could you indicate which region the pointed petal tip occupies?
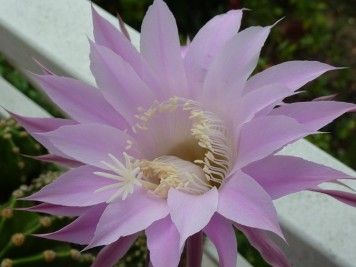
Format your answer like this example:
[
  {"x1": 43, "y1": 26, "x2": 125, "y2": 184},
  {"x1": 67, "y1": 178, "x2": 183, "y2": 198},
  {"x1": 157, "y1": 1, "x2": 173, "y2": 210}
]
[
  {"x1": 91, "y1": 3, "x2": 101, "y2": 21},
  {"x1": 116, "y1": 13, "x2": 131, "y2": 41},
  {"x1": 31, "y1": 57, "x2": 54, "y2": 75},
  {"x1": 313, "y1": 94, "x2": 338, "y2": 101},
  {"x1": 272, "y1": 17, "x2": 285, "y2": 27}
]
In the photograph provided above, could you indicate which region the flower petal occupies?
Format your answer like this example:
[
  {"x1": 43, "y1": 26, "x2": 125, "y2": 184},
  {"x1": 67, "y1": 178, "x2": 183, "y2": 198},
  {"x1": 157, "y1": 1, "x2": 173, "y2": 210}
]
[
  {"x1": 168, "y1": 187, "x2": 218, "y2": 248},
  {"x1": 92, "y1": 234, "x2": 139, "y2": 267},
  {"x1": 92, "y1": 7, "x2": 163, "y2": 99},
  {"x1": 184, "y1": 9, "x2": 243, "y2": 95},
  {"x1": 33, "y1": 154, "x2": 82, "y2": 168},
  {"x1": 23, "y1": 165, "x2": 116, "y2": 206},
  {"x1": 146, "y1": 216, "x2": 181, "y2": 267},
  {"x1": 9, "y1": 112, "x2": 77, "y2": 157},
  {"x1": 243, "y1": 155, "x2": 353, "y2": 199},
  {"x1": 269, "y1": 101, "x2": 356, "y2": 131},
  {"x1": 218, "y1": 171, "x2": 283, "y2": 238},
  {"x1": 203, "y1": 213, "x2": 237, "y2": 267},
  {"x1": 35, "y1": 204, "x2": 106, "y2": 245},
  {"x1": 37, "y1": 123, "x2": 140, "y2": 168},
  {"x1": 310, "y1": 188, "x2": 356, "y2": 207},
  {"x1": 140, "y1": 0, "x2": 189, "y2": 98},
  {"x1": 202, "y1": 25, "x2": 272, "y2": 104},
  {"x1": 244, "y1": 61, "x2": 337, "y2": 93},
  {"x1": 9, "y1": 111, "x2": 76, "y2": 133},
  {"x1": 89, "y1": 42, "x2": 156, "y2": 123},
  {"x1": 34, "y1": 74, "x2": 128, "y2": 129},
  {"x1": 232, "y1": 83, "x2": 294, "y2": 126},
  {"x1": 32, "y1": 58, "x2": 54, "y2": 75},
  {"x1": 92, "y1": 6, "x2": 141, "y2": 71},
  {"x1": 236, "y1": 115, "x2": 315, "y2": 168},
  {"x1": 236, "y1": 224, "x2": 290, "y2": 267},
  {"x1": 87, "y1": 188, "x2": 169, "y2": 248},
  {"x1": 23, "y1": 203, "x2": 88, "y2": 216}
]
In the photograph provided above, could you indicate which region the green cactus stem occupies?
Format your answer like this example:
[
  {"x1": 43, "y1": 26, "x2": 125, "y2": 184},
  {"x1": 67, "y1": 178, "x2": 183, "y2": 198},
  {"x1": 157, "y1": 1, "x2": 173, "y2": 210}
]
[
  {"x1": 0, "y1": 171, "x2": 95, "y2": 267},
  {"x1": 0, "y1": 118, "x2": 47, "y2": 202},
  {"x1": 0, "y1": 170, "x2": 151, "y2": 266},
  {"x1": 115, "y1": 235, "x2": 147, "y2": 267}
]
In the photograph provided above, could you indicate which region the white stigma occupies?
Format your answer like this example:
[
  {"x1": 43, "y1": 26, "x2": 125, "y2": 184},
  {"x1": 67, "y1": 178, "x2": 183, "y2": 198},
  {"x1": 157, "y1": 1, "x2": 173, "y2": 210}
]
[{"x1": 94, "y1": 153, "x2": 142, "y2": 203}]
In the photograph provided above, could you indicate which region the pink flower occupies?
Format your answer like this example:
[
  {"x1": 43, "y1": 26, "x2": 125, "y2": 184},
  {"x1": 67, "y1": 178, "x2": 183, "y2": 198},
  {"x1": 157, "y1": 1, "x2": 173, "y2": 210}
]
[{"x1": 12, "y1": 0, "x2": 356, "y2": 266}]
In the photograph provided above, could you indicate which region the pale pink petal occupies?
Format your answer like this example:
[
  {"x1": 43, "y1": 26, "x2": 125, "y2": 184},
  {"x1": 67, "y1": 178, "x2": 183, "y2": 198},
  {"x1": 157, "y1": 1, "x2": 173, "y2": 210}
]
[
  {"x1": 180, "y1": 44, "x2": 189, "y2": 58},
  {"x1": 203, "y1": 213, "x2": 237, "y2": 267},
  {"x1": 140, "y1": 0, "x2": 189, "y2": 97},
  {"x1": 244, "y1": 61, "x2": 337, "y2": 93},
  {"x1": 87, "y1": 188, "x2": 169, "y2": 249},
  {"x1": 9, "y1": 111, "x2": 76, "y2": 133},
  {"x1": 9, "y1": 112, "x2": 76, "y2": 157},
  {"x1": 201, "y1": 25, "x2": 271, "y2": 104},
  {"x1": 146, "y1": 216, "x2": 181, "y2": 267},
  {"x1": 32, "y1": 57, "x2": 54, "y2": 75},
  {"x1": 236, "y1": 224, "x2": 290, "y2": 267},
  {"x1": 90, "y1": 42, "x2": 156, "y2": 123},
  {"x1": 236, "y1": 115, "x2": 315, "y2": 168},
  {"x1": 92, "y1": 6, "x2": 141, "y2": 71},
  {"x1": 218, "y1": 171, "x2": 283, "y2": 238},
  {"x1": 310, "y1": 188, "x2": 356, "y2": 207},
  {"x1": 243, "y1": 155, "x2": 352, "y2": 199},
  {"x1": 33, "y1": 154, "x2": 82, "y2": 168},
  {"x1": 117, "y1": 13, "x2": 131, "y2": 41},
  {"x1": 269, "y1": 101, "x2": 356, "y2": 131},
  {"x1": 34, "y1": 74, "x2": 128, "y2": 129},
  {"x1": 23, "y1": 165, "x2": 116, "y2": 206},
  {"x1": 168, "y1": 187, "x2": 218, "y2": 248},
  {"x1": 92, "y1": 7, "x2": 164, "y2": 99},
  {"x1": 313, "y1": 94, "x2": 337, "y2": 101},
  {"x1": 92, "y1": 234, "x2": 139, "y2": 267},
  {"x1": 184, "y1": 9, "x2": 243, "y2": 95},
  {"x1": 232, "y1": 83, "x2": 294, "y2": 127},
  {"x1": 35, "y1": 204, "x2": 106, "y2": 245},
  {"x1": 37, "y1": 123, "x2": 141, "y2": 169},
  {"x1": 23, "y1": 203, "x2": 88, "y2": 216}
]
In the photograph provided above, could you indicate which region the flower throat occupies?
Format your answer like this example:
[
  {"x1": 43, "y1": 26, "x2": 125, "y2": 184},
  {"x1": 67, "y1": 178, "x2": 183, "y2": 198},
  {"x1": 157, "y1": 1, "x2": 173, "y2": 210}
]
[{"x1": 95, "y1": 97, "x2": 233, "y2": 202}]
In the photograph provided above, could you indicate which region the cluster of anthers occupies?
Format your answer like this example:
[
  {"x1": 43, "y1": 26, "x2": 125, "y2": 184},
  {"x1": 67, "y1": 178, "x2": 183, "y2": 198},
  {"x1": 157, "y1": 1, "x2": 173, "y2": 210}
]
[{"x1": 94, "y1": 97, "x2": 234, "y2": 202}]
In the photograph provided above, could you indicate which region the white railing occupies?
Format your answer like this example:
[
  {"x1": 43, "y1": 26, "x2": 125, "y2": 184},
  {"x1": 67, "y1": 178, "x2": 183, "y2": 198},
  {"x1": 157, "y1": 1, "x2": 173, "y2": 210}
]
[{"x1": 0, "y1": 1, "x2": 355, "y2": 267}]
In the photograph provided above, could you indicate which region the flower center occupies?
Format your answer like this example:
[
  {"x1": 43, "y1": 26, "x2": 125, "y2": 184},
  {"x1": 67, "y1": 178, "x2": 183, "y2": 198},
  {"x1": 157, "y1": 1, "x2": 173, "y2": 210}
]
[
  {"x1": 94, "y1": 97, "x2": 234, "y2": 202},
  {"x1": 138, "y1": 156, "x2": 211, "y2": 197}
]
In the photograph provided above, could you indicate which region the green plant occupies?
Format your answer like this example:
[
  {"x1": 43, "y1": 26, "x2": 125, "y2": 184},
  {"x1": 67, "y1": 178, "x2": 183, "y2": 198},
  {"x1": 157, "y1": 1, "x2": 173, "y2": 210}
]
[
  {"x1": 0, "y1": 118, "x2": 48, "y2": 202},
  {"x1": 0, "y1": 172, "x2": 96, "y2": 267}
]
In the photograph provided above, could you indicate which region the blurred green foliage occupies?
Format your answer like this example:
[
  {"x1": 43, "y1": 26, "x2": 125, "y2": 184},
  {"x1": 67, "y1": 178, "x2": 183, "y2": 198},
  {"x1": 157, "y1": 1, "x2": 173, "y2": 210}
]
[
  {"x1": 0, "y1": 118, "x2": 45, "y2": 202},
  {"x1": 0, "y1": 171, "x2": 96, "y2": 267}
]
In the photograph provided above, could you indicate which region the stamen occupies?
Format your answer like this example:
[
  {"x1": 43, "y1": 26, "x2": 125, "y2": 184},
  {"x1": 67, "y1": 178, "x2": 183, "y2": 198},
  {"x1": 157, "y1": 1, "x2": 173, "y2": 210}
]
[
  {"x1": 125, "y1": 97, "x2": 234, "y2": 197},
  {"x1": 94, "y1": 153, "x2": 142, "y2": 203},
  {"x1": 125, "y1": 140, "x2": 133, "y2": 150},
  {"x1": 185, "y1": 101, "x2": 233, "y2": 185},
  {"x1": 138, "y1": 156, "x2": 211, "y2": 198}
]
